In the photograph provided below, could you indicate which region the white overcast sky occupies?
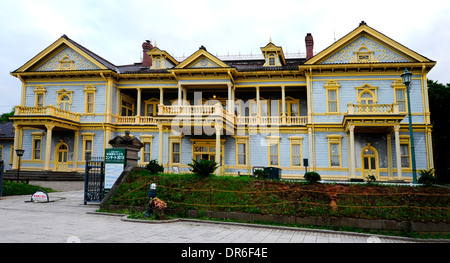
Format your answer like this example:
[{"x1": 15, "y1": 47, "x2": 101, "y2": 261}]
[{"x1": 1, "y1": 0, "x2": 449, "y2": 113}]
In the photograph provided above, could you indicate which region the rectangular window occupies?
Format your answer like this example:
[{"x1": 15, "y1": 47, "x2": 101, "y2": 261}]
[
  {"x1": 82, "y1": 133, "x2": 95, "y2": 161},
  {"x1": 292, "y1": 143, "x2": 301, "y2": 166},
  {"x1": 249, "y1": 100, "x2": 269, "y2": 116},
  {"x1": 172, "y1": 142, "x2": 180, "y2": 164},
  {"x1": 36, "y1": 93, "x2": 44, "y2": 107},
  {"x1": 237, "y1": 142, "x2": 246, "y2": 165},
  {"x1": 327, "y1": 135, "x2": 343, "y2": 167},
  {"x1": 395, "y1": 88, "x2": 406, "y2": 112},
  {"x1": 400, "y1": 143, "x2": 410, "y2": 168},
  {"x1": 143, "y1": 142, "x2": 151, "y2": 163},
  {"x1": 31, "y1": 133, "x2": 43, "y2": 160},
  {"x1": 86, "y1": 93, "x2": 95, "y2": 113},
  {"x1": 121, "y1": 94, "x2": 135, "y2": 117},
  {"x1": 281, "y1": 99, "x2": 300, "y2": 117},
  {"x1": 327, "y1": 89, "x2": 338, "y2": 113},
  {"x1": 269, "y1": 55, "x2": 275, "y2": 66},
  {"x1": 0, "y1": 146, "x2": 3, "y2": 162},
  {"x1": 33, "y1": 139, "x2": 41, "y2": 160},
  {"x1": 330, "y1": 143, "x2": 340, "y2": 167},
  {"x1": 85, "y1": 140, "x2": 92, "y2": 158},
  {"x1": 269, "y1": 143, "x2": 279, "y2": 166}
]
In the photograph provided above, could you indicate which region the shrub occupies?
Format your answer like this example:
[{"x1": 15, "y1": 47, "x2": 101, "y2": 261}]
[
  {"x1": 145, "y1": 159, "x2": 164, "y2": 174},
  {"x1": 188, "y1": 159, "x2": 219, "y2": 177},
  {"x1": 366, "y1": 174, "x2": 376, "y2": 184},
  {"x1": 253, "y1": 169, "x2": 268, "y2": 179},
  {"x1": 418, "y1": 168, "x2": 436, "y2": 186},
  {"x1": 304, "y1": 171, "x2": 321, "y2": 183}
]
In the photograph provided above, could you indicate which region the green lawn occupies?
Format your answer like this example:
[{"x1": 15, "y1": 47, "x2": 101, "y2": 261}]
[{"x1": 1, "y1": 181, "x2": 54, "y2": 196}]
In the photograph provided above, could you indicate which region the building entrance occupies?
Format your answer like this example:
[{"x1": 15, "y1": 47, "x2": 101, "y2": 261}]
[{"x1": 361, "y1": 144, "x2": 378, "y2": 180}]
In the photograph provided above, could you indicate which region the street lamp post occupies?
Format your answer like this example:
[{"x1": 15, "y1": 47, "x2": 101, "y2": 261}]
[
  {"x1": 401, "y1": 69, "x2": 417, "y2": 184},
  {"x1": 15, "y1": 149, "x2": 25, "y2": 183}
]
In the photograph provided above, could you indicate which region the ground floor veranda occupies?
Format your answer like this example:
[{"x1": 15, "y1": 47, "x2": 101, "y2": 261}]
[{"x1": 8, "y1": 117, "x2": 433, "y2": 182}]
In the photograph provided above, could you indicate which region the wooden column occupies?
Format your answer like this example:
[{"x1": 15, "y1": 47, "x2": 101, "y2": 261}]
[
  {"x1": 348, "y1": 124, "x2": 356, "y2": 178},
  {"x1": 215, "y1": 126, "x2": 221, "y2": 175},
  {"x1": 158, "y1": 124, "x2": 164, "y2": 164},
  {"x1": 394, "y1": 125, "x2": 403, "y2": 179},
  {"x1": 73, "y1": 130, "x2": 79, "y2": 172},
  {"x1": 136, "y1": 88, "x2": 142, "y2": 116},
  {"x1": 44, "y1": 124, "x2": 55, "y2": 171}
]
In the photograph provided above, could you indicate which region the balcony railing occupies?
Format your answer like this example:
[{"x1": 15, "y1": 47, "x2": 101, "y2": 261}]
[
  {"x1": 14, "y1": 105, "x2": 81, "y2": 122},
  {"x1": 116, "y1": 116, "x2": 157, "y2": 124},
  {"x1": 14, "y1": 105, "x2": 309, "y2": 127},
  {"x1": 236, "y1": 116, "x2": 308, "y2": 126},
  {"x1": 158, "y1": 104, "x2": 235, "y2": 123},
  {"x1": 347, "y1": 103, "x2": 399, "y2": 115}
]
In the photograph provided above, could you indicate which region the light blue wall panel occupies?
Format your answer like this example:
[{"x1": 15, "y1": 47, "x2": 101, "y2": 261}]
[
  {"x1": 0, "y1": 141, "x2": 14, "y2": 171},
  {"x1": 311, "y1": 75, "x2": 426, "y2": 124}
]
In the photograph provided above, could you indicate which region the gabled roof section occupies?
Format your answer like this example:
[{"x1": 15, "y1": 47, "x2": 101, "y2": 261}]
[
  {"x1": 305, "y1": 21, "x2": 434, "y2": 65},
  {"x1": 13, "y1": 35, "x2": 118, "y2": 73},
  {"x1": 260, "y1": 41, "x2": 286, "y2": 66},
  {"x1": 147, "y1": 46, "x2": 179, "y2": 67},
  {"x1": 174, "y1": 46, "x2": 231, "y2": 69}
]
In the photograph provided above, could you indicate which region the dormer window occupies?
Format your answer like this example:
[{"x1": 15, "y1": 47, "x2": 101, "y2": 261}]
[
  {"x1": 147, "y1": 46, "x2": 179, "y2": 69},
  {"x1": 261, "y1": 42, "x2": 286, "y2": 67},
  {"x1": 153, "y1": 57, "x2": 163, "y2": 69}
]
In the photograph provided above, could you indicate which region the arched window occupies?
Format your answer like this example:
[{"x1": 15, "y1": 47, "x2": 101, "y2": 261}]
[
  {"x1": 59, "y1": 95, "x2": 70, "y2": 111},
  {"x1": 56, "y1": 89, "x2": 73, "y2": 111},
  {"x1": 360, "y1": 91, "x2": 374, "y2": 105}
]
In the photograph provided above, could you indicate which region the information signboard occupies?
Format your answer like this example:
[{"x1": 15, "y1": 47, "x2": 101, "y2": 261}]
[{"x1": 104, "y1": 148, "x2": 126, "y2": 190}]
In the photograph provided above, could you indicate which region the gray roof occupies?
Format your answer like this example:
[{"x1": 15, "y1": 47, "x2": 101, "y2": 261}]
[
  {"x1": 12, "y1": 35, "x2": 306, "y2": 75},
  {"x1": 0, "y1": 122, "x2": 14, "y2": 139}
]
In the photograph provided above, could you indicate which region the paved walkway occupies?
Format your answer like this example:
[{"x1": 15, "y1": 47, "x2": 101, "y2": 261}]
[{"x1": 0, "y1": 189, "x2": 439, "y2": 243}]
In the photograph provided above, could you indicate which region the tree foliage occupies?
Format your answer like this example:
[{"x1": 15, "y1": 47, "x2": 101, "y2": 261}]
[
  {"x1": 427, "y1": 79, "x2": 450, "y2": 183},
  {"x1": 0, "y1": 108, "x2": 15, "y2": 123}
]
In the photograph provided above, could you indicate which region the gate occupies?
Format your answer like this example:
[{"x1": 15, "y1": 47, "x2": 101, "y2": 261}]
[{"x1": 84, "y1": 153, "x2": 105, "y2": 205}]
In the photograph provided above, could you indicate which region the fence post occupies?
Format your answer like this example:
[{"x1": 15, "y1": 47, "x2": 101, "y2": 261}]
[{"x1": 83, "y1": 152, "x2": 91, "y2": 205}]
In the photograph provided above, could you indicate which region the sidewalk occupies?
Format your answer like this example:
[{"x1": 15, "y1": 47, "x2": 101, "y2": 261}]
[{"x1": 0, "y1": 189, "x2": 441, "y2": 243}]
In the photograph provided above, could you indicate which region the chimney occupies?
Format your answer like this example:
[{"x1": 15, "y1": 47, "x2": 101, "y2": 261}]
[
  {"x1": 142, "y1": 40, "x2": 153, "y2": 67},
  {"x1": 305, "y1": 33, "x2": 314, "y2": 60}
]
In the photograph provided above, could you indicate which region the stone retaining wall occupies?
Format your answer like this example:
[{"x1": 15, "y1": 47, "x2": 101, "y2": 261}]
[{"x1": 102, "y1": 205, "x2": 449, "y2": 233}]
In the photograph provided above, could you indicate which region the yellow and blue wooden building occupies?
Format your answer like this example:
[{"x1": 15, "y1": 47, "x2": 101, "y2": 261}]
[{"x1": 8, "y1": 22, "x2": 436, "y2": 181}]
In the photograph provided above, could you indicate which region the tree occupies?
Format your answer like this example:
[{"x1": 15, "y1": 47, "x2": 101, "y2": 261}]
[
  {"x1": 0, "y1": 108, "x2": 15, "y2": 123},
  {"x1": 427, "y1": 79, "x2": 450, "y2": 183}
]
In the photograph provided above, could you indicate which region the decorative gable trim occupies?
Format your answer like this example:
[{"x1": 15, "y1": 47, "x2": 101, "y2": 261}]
[
  {"x1": 305, "y1": 23, "x2": 433, "y2": 65},
  {"x1": 174, "y1": 47, "x2": 230, "y2": 69},
  {"x1": 14, "y1": 35, "x2": 110, "y2": 73}
]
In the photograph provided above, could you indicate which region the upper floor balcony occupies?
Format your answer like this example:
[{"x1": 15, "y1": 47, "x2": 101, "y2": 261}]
[
  {"x1": 115, "y1": 103, "x2": 309, "y2": 127},
  {"x1": 14, "y1": 105, "x2": 81, "y2": 123},
  {"x1": 347, "y1": 102, "x2": 400, "y2": 115},
  {"x1": 343, "y1": 102, "x2": 405, "y2": 132}
]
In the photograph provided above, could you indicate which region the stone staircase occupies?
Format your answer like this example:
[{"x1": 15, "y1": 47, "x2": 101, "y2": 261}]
[{"x1": 3, "y1": 170, "x2": 84, "y2": 181}]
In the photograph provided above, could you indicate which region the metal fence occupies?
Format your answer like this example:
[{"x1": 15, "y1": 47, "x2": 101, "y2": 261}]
[{"x1": 83, "y1": 153, "x2": 105, "y2": 205}]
